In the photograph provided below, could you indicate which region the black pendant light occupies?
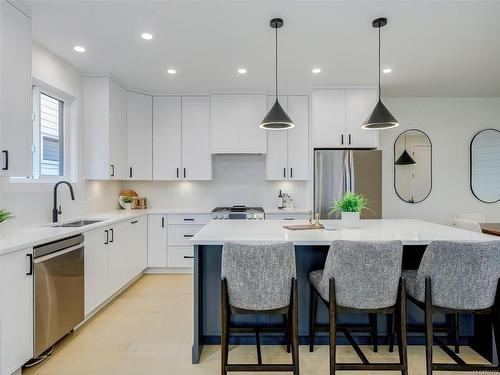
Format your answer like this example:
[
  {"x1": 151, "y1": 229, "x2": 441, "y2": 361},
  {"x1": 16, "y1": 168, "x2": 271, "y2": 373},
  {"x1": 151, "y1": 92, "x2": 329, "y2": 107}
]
[
  {"x1": 395, "y1": 132, "x2": 416, "y2": 165},
  {"x1": 260, "y1": 18, "x2": 294, "y2": 130},
  {"x1": 362, "y1": 18, "x2": 399, "y2": 130}
]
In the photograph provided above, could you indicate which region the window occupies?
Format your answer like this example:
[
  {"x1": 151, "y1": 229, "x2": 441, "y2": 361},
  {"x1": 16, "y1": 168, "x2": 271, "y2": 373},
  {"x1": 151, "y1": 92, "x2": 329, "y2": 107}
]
[{"x1": 33, "y1": 87, "x2": 64, "y2": 178}]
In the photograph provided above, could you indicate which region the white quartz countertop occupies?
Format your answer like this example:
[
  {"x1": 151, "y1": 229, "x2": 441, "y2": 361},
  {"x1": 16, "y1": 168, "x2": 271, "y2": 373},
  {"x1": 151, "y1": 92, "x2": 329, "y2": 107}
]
[
  {"x1": 0, "y1": 210, "x2": 148, "y2": 256},
  {"x1": 191, "y1": 219, "x2": 498, "y2": 246}
]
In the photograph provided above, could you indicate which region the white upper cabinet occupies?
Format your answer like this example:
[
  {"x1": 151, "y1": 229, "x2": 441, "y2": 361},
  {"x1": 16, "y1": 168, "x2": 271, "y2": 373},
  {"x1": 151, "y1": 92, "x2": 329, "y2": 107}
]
[
  {"x1": 181, "y1": 96, "x2": 212, "y2": 180},
  {"x1": 211, "y1": 95, "x2": 266, "y2": 154},
  {"x1": 266, "y1": 95, "x2": 309, "y2": 180},
  {"x1": 153, "y1": 96, "x2": 211, "y2": 180},
  {"x1": 127, "y1": 91, "x2": 152, "y2": 180},
  {"x1": 313, "y1": 89, "x2": 378, "y2": 149},
  {"x1": 153, "y1": 96, "x2": 182, "y2": 180},
  {"x1": 345, "y1": 89, "x2": 379, "y2": 148},
  {"x1": 0, "y1": 0, "x2": 32, "y2": 177},
  {"x1": 83, "y1": 76, "x2": 127, "y2": 179}
]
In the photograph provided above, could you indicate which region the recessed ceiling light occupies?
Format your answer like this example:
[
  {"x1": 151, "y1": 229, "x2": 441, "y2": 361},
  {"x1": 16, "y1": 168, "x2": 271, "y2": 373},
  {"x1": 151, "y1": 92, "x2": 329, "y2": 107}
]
[
  {"x1": 167, "y1": 69, "x2": 177, "y2": 75},
  {"x1": 141, "y1": 32, "x2": 153, "y2": 40},
  {"x1": 73, "y1": 46, "x2": 86, "y2": 53},
  {"x1": 383, "y1": 68, "x2": 392, "y2": 74},
  {"x1": 237, "y1": 68, "x2": 247, "y2": 74},
  {"x1": 312, "y1": 68, "x2": 321, "y2": 74}
]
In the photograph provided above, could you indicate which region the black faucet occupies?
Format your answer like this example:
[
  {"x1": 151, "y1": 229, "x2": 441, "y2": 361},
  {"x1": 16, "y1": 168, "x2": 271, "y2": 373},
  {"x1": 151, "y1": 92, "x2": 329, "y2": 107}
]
[{"x1": 53, "y1": 181, "x2": 75, "y2": 223}]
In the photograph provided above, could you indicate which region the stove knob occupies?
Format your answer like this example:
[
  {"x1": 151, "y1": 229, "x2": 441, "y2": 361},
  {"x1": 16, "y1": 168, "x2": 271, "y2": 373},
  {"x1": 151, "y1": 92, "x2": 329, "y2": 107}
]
[
  {"x1": 252, "y1": 213, "x2": 257, "y2": 219},
  {"x1": 212, "y1": 213, "x2": 218, "y2": 220},
  {"x1": 223, "y1": 213, "x2": 229, "y2": 220},
  {"x1": 246, "y1": 213, "x2": 252, "y2": 220},
  {"x1": 258, "y1": 213, "x2": 264, "y2": 220},
  {"x1": 217, "y1": 214, "x2": 222, "y2": 219}
]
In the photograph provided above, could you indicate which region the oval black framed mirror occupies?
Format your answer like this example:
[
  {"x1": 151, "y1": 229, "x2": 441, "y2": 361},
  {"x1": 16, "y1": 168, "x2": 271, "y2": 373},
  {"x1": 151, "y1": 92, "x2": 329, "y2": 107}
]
[
  {"x1": 394, "y1": 129, "x2": 432, "y2": 203},
  {"x1": 470, "y1": 128, "x2": 500, "y2": 203}
]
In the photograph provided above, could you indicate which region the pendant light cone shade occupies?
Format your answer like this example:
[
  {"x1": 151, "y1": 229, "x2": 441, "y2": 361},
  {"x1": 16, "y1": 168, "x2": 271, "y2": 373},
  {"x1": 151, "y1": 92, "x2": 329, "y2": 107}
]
[
  {"x1": 362, "y1": 100, "x2": 399, "y2": 129},
  {"x1": 260, "y1": 99, "x2": 294, "y2": 129},
  {"x1": 260, "y1": 18, "x2": 294, "y2": 130},
  {"x1": 395, "y1": 149, "x2": 416, "y2": 165},
  {"x1": 362, "y1": 17, "x2": 399, "y2": 130}
]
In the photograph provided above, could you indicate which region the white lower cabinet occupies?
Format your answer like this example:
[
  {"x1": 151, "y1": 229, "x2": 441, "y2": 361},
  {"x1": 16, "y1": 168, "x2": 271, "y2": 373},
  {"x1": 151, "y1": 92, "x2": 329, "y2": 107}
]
[
  {"x1": 0, "y1": 247, "x2": 33, "y2": 375},
  {"x1": 147, "y1": 214, "x2": 209, "y2": 271},
  {"x1": 266, "y1": 212, "x2": 309, "y2": 221},
  {"x1": 84, "y1": 217, "x2": 147, "y2": 316}
]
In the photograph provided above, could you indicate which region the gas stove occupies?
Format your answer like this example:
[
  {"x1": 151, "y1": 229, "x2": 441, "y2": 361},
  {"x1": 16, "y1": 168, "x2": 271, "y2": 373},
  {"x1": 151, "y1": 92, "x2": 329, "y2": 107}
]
[{"x1": 211, "y1": 206, "x2": 265, "y2": 220}]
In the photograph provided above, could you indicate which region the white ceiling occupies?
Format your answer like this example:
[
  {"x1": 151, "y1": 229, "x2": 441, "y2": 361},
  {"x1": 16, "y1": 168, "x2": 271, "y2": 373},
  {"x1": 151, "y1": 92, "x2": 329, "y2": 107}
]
[{"x1": 23, "y1": 0, "x2": 500, "y2": 96}]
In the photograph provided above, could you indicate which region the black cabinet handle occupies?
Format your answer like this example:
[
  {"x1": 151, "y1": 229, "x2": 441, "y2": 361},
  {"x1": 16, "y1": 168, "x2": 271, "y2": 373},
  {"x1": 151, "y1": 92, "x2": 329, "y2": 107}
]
[
  {"x1": 183, "y1": 256, "x2": 194, "y2": 259},
  {"x1": 183, "y1": 234, "x2": 194, "y2": 238},
  {"x1": 341, "y1": 134, "x2": 344, "y2": 145},
  {"x1": 290, "y1": 168, "x2": 293, "y2": 178},
  {"x1": 161, "y1": 217, "x2": 165, "y2": 228},
  {"x1": 284, "y1": 218, "x2": 295, "y2": 221},
  {"x1": 183, "y1": 218, "x2": 195, "y2": 221},
  {"x1": 348, "y1": 134, "x2": 351, "y2": 145},
  {"x1": 26, "y1": 254, "x2": 33, "y2": 276},
  {"x1": 131, "y1": 220, "x2": 138, "y2": 224},
  {"x1": 110, "y1": 228, "x2": 114, "y2": 243},
  {"x1": 176, "y1": 168, "x2": 179, "y2": 178},
  {"x1": 183, "y1": 168, "x2": 186, "y2": 178},
  {"x1": 129, "y1": 167, "x2": 133, "y2": 178},
  {"x1": 105, "y1": 230, "x2": 109, "y2": 245},
  {"x1": 283, "y1": 168, "x2": 286, "y2": 178},
  {"x1": 2, "y1": 150, "x2": 8, "y2": 171},
  {"x1": 110, "y1": 164, "x2": 115, "y2": 177}
]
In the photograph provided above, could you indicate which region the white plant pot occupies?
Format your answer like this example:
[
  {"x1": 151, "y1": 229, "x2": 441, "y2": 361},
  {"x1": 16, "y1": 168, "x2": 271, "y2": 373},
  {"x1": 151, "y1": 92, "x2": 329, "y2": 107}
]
[
  {"x1": 341, "y1": 212, "x2": 360, "y2": 228},
  {"x1": 124, "y1": 203, "x2": 133, "y2": 210}
]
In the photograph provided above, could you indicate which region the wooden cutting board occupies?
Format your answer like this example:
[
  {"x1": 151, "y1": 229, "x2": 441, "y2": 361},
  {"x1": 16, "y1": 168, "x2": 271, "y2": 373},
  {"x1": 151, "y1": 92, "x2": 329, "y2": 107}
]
[{"x1": 283, "y1": 224, "x2": 324, "y2": 230}]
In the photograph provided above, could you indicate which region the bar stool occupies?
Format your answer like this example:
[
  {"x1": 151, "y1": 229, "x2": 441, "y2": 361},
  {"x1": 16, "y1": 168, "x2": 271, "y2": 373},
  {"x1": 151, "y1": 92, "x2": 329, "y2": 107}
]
[
  {"x1": 402, "y1": 240, "x2": 500, "y2": 375},
  {"x1": 308, "y1": 240, "x2": 408, "y2": 375},
  {"x1": 221, "y1": 242, "x2": 299, "y2": 374}
]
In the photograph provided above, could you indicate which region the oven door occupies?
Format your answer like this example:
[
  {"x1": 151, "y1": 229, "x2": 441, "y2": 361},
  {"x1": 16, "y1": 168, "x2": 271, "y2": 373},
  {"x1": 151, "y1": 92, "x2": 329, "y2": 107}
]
[{"x1": 34, "y1": 244, "x2": 84, "y2": 356}]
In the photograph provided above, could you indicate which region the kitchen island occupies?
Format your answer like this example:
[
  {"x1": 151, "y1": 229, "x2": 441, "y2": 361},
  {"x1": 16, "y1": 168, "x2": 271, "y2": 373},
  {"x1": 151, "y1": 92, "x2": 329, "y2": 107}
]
[{"x1": 191, "y1": 219, "x2": 497, "y2": 364}]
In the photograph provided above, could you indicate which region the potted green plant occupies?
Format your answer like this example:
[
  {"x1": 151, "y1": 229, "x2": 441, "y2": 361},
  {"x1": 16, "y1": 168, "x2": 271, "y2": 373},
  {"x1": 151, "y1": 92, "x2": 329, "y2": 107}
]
[
  {"x1": 0, "y1": 209, "x2": 13, "y2": 224},
  {"x1": 121, "y1": 196, "x2": 134, "y2": 210},
  {"x1": 329, "y1": 193, "x2": 369, "y2": 228}
]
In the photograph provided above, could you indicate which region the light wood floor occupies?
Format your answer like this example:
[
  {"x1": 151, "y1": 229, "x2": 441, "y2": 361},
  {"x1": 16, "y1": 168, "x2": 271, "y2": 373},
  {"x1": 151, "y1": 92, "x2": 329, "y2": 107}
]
[{"x1": 24, "y1": 275, "x2": 492, "y2": 375}]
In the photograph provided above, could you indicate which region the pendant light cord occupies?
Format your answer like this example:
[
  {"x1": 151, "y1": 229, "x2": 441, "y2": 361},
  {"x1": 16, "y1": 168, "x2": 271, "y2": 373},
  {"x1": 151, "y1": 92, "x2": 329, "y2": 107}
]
[
  {"x1": 378, "y1": 26, "x2": 381, "y2": 100},
  {"x1": 275, "y1": 25, "x2": 278, "y2": 100}
]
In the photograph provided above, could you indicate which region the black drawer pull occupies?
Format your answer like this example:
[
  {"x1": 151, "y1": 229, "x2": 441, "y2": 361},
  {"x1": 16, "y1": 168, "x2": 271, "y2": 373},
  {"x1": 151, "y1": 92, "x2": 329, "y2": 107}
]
[
  {"x1": 183, "y1": 234, "x2": 194, "y2": 238},
  {"x1": 131, "y1": 220, "x2": 138, "y2": 224},
  {"x1": 104, "y1": 230, "x2": 109, "y2": 245},
  {"x1": 183, "y1": 256, "x2": 194, "y2": 259},
  {"x1": 26, "y1": 254, "x2": 33, "y2": 276},
  {"x1": 176, "y1": 168, "x2": 179, "y2": 178},
  {"x1": 110, "y1": 228, "x2": 114, "y2": 243},
  {"x1": 161, "y1": 217, "x2": 165, "y2": 228},
  {"x1": 183, "y1": 218, "x2": 195, "y2": 221},
  {"x1": 284, "y1": 218, "x2": 295, "y2": 221},
  {"x1": 129, "y1": 167, "x2": 133, "y2": 178},
  {"x1": 110, "y1": 164, "x2": 115, "y2": 177},
  {"x1": 341, "y1": 134, "x2": 344, "y2": 145}
]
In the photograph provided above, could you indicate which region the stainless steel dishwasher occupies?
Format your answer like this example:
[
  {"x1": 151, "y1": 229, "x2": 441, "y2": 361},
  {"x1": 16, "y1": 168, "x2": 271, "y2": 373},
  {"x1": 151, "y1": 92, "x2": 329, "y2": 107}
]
[{"x1": 33, "y1": 234, "x2": 84, "y2": 357}]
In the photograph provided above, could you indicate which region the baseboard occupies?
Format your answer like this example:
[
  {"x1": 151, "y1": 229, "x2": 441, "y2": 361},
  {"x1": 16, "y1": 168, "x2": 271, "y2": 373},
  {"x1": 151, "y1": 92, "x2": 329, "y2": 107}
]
[{"x1": 144, "y1": 267, "x2": 193, "y2": 274}]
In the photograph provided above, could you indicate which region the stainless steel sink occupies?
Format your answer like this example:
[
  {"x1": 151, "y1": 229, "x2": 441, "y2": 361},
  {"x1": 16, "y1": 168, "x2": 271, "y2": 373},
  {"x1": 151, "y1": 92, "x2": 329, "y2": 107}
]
[{"x1": 55, "y1": 219, "x2": 103, "y2": 227}]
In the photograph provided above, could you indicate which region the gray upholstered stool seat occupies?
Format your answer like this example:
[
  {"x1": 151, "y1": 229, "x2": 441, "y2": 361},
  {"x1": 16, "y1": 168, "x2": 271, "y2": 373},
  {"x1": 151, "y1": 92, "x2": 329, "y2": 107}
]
[
  {"x1": 402, "y1": 240, "x2": 500, "y2": 375},
  {"x1": 221, "y1": 242, "x2": 299, "y2": 375},
  {"x1": 308, "y1": 240, "x2": 407, "y2": 375}
]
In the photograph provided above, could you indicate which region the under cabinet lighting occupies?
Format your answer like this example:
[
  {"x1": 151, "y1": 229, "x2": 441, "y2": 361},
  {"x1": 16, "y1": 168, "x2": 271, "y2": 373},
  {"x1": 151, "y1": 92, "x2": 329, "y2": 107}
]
[
  {"x1": 167, "y1": 69, "x2": 177, "y2": 75},
  {"x1": 238, "y1": 68, "x2": 247, "y2": 74},
  {"x1": 312, "y1": 68, "x2": 321, "y2": 74},
  {"x1": 73, "y1": 46, "x2": 86, "y2": 53},
  {"x1": 141, "y1": 33, "x2": 153, "y2": 40}
]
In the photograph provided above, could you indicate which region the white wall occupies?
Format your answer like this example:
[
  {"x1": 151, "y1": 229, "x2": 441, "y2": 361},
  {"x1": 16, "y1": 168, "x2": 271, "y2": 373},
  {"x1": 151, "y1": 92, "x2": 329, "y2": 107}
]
[
  {"x1": 380, "y1": 97, "x2": 500, "y2": 225},
  {"x1": 0, "y1": 42, "x2": 121, "y2": 229},
  {"x1": 124, "y1": 154, "x2": 309, "y2": 210}
]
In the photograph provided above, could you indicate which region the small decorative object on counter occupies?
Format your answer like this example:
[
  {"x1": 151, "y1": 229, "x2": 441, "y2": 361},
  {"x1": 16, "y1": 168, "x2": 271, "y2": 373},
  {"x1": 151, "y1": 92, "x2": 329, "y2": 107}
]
[
  {"x1": 0, "y1": 209, "x2": 13, "y2": 223},
  {"x1": 313, "y1": 213, "x2": 322, "y2": 228},
  {"x1": 308, "y1": 211, "x2": 313, "y2": 225},
  {"x1": 278, "y1": 190, "x2": 284, "y2": 209},
  {"x1": 133, "y1": 197, "x2": 147, "y2": 209},
  {"x1": 329, "y1": 192, "x2": 371, "y2": 229},
  {"x1": 121, "y1": 196, "x2": 134, "y2": 210},
  {"x1": 119, "y1": 190, "x2": 138, "y2": 209},
  {"x1": 282, "y1": 192, "x2": 294, "y2": 209}
]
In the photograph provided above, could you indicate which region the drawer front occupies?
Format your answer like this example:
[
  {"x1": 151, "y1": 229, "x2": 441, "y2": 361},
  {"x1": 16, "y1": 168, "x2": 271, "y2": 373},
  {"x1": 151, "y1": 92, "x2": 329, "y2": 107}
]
[
  {"x1": 168, "y1": 225, "x2": 204, "y2": 245},
  {"x1": 167, "y1": 246, "x2": 194, "y2": 268},
  {"x1": 167, "y1": 214, "x2": 210, "y2": 225},
  {"x1": 266, "y1": 213, "x2": 309, "y2": 221}
]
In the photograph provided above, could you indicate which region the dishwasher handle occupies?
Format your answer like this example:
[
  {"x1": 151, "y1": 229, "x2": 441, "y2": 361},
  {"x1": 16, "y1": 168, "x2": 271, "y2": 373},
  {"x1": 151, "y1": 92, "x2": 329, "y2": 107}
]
[{"x1": 34, "y1": 244, "x2": 83, "y2": 263}]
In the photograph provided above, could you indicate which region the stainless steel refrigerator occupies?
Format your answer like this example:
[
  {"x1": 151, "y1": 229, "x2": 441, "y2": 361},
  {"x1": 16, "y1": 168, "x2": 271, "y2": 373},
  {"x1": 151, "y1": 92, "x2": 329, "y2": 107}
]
[{"x1": 314, "y1": 149, "x2": 382, "y2": 219}]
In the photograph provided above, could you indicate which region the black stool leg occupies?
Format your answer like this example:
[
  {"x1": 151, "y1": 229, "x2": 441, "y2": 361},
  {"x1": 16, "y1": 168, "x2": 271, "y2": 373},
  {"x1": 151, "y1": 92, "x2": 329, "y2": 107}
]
[
  {"x1": 284, "y1": 314, "x2": 291, "y2": 353},
  {"x1": 424, "y1": 277, "x2": 433, "y2": 375},
  {"x1": 452, "y1": 313, "x2": 460, "y2": 354},
  {"x1": 329, "y1": 278, "x2": 337, "y2": 375},
  {"x1": 369, "y1": 313, "x2": 378, "y2": 353},
  {"x1": 291, "y1": 278, "x2": 300, "y2": 375},
  {"x1": 389, "y1": 313, "x2": 396, "y2": 353},
  {"x1": 221, "y1": 279, "x2": 229, "y2": 375},
  {"x1": 309, "y1": 285, "x2": 318, "y2": 353},
  {"x1": 397, "y1": 278, "x2": 408, "y2": 375}
]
